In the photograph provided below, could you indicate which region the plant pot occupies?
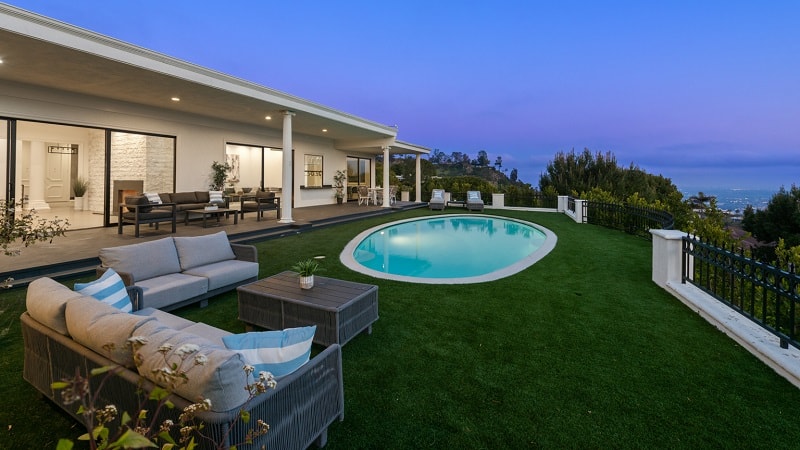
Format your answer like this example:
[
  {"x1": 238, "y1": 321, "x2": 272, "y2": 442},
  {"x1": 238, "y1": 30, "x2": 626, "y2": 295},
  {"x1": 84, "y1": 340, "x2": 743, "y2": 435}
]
[
  {"x1": 337, "y1": 197, "x2": 343, "y2": 204},
  {"x1": 74, "y1": 196, "x2": 84, "y2": 211},
  {"x1": 299, "y1": 275, "x2": 314, "y2": 290}
]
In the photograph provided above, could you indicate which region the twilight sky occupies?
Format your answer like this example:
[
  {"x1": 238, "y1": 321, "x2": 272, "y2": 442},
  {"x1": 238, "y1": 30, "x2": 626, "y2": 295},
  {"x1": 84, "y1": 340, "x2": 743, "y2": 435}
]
[{"x1": 8, "y1": 1, "x2": 799, "y2": 191}]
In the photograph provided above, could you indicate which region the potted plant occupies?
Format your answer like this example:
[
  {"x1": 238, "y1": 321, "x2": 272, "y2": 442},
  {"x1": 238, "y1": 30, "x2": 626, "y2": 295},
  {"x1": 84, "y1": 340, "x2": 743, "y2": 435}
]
[
  {"x1": 292, "y1": 258, "x2": 322, "y2": 289},
  {"x1": 333, "y1": 169, "x2": 346, "y2": 204},
  {"x1": 71, "y1": 176, "x2": 89, "y2": 211},
  {"x1": 209, "y1": 160, "x2": 231, "y2": 191}
]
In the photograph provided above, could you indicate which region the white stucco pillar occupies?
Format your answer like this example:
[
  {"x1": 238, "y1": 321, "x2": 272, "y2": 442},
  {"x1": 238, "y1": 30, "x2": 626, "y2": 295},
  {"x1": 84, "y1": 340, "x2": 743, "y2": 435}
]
[
  {"x1": 651, "y1": 229, "x2": 690, "y2": 289},
  {"x1": 557, "y1": 195, "x2": 569, "y2": 212},
  {"x1": 279, "y1": 111, "x2": 295, "y2": 223},
  {"x1": 573, "y1": 199, "x2": 585, "y2": 223},
  {"x1": 415, "y1": 154, "x2": 422, "y2": 202},
  {"x1": 382, "y1": 146, "x2": 391, "y2": 208},
  {"x1": 28, "y1": 141, "x2": 50, "y2": 210}
]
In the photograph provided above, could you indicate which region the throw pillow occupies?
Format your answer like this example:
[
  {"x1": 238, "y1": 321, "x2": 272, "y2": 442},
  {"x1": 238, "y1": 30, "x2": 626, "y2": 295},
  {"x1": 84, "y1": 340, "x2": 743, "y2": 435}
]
[
  {"x1": 209, "y1": 190, "x2": 224, "y2": 205},
  {"x1": 74, "y1": 268, "x2": 133, "y2": 313},
  {"x1": 172, "y1": 231, "x2": 236, "y2": 271},
  {"x1": 222, "y1": 326, "x2": 316, "y2": 378},
  {"x1": 432, "y1": 190, "x2": 444, "y2": 201},
  {"x1": 143, "y1": 192, "x2": 162, "y2": 204},
  {"x1": 468, "y1": 191, "x2": 480, "y2": 201},
  {"x1": 125, "y1": 195, "x2": 152, "y2": 213}
]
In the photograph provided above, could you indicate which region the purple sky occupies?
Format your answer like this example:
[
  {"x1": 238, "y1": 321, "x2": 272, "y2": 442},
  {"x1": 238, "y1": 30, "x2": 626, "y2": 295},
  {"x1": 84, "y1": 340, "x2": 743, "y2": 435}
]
[{"x1": 8, "y1": 1, "x2": 799, "y2": 191}]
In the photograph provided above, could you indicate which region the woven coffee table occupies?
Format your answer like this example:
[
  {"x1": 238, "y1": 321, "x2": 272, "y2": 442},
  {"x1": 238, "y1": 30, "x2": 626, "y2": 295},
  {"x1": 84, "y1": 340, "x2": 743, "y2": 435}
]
[{"x1": 237, "y1": 271, "x2": 379, "y2": 346}]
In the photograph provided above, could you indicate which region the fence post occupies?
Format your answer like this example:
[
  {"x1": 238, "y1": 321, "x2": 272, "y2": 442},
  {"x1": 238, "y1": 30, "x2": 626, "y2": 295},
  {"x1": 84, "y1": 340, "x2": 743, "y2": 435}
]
[
  {"x1": 491, "y1": 193, "x2": 504, "y2": 208},
  {"x1": 557, "y1": 195, "x2": 568, "y2": 212},
  {"x1": 650, "y1": 229, "x2": 686, "y2": 288},
  {"x1": 573, "y1": 199, "x2": 585, "y2": 223}
]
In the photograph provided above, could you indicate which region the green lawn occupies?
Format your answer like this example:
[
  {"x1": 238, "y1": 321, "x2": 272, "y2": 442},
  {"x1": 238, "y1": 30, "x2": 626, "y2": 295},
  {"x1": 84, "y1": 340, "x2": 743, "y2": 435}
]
[{"x1": 3, "y1": 209, "x2": 800, "y2": 448}]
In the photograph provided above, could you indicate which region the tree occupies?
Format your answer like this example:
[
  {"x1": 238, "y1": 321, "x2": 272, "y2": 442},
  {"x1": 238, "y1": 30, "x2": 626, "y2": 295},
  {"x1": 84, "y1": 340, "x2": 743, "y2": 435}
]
[
  {"x1": 494, "y1": 156, "x2": 503, "y2": 170},
  {"x1": 510, "y1": 168, "x2": 518, "y2": 183},
  {"x1": 476, "y1": 150, "x2": 490, "y2": 167},
  {"x1": 742, "y1": 185, "x2": 800, "y2": 252}
]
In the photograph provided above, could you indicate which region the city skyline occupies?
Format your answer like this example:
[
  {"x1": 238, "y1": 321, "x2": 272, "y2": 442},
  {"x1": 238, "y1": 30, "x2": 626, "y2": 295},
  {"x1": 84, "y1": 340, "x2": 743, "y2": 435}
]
[{"x1": 7, "y1": 1, "x2": 799, "y2": 190}]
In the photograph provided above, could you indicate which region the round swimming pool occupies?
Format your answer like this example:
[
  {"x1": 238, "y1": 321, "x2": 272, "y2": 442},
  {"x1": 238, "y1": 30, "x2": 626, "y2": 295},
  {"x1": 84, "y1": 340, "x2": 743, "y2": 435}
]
[{"x1": 340, "y1": 214, "x2": 556, "y2": 284}]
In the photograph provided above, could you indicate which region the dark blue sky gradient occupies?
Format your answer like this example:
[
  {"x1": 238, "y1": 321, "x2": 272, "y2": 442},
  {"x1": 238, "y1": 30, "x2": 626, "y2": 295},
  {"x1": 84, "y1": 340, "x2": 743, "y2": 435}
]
[{"x1": 7, "y1": 1, "x2": 799, "y2": 190}]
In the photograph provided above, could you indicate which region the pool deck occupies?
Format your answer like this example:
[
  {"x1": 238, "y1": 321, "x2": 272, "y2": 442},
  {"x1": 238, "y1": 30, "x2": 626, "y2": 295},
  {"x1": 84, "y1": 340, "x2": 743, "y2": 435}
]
[{"x1": 3, "y1": 201, "x2": 426, "y2": 286}]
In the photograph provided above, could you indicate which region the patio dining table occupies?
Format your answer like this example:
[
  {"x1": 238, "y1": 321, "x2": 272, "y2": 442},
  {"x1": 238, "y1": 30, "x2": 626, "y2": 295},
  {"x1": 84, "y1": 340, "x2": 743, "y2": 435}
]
[{"x1": 368, "y1": 187, "x2": 384, "y2": 205}]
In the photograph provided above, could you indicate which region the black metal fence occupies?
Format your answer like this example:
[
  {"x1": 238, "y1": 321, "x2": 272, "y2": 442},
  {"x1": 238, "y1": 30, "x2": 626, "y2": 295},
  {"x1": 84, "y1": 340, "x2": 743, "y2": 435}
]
[
  {"x1": 503, "y1": 192, "x2": 558, "y2": 208},
  {"x1": 583, "y1": 201, "x2": 675, "y2": 238},
  {"x1": 682, "y1": 235, "x2": 800, "y2": 349}
]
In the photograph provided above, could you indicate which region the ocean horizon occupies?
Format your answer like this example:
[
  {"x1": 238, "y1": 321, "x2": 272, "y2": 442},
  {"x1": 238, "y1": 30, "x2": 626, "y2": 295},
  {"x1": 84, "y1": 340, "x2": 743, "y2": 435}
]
[{"x1": 679, "y1": 187, "x2": 777, "y2": 212}]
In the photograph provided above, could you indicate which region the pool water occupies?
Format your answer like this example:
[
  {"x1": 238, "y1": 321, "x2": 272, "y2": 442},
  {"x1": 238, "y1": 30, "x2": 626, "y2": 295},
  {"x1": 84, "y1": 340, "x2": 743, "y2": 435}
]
[{"x1": 340, "y1": 215, "x2": 556, "y2": 284}]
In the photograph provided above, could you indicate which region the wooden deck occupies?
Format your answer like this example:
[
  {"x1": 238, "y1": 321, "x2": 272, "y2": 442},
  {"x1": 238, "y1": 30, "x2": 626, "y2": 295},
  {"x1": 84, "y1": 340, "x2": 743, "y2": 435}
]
[{"x1": 2, "y1": 201, "x2": 425, "y2": 285}]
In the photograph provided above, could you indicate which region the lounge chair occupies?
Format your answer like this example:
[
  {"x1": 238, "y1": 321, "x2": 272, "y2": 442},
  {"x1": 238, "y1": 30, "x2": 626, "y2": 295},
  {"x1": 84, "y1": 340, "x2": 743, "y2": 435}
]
[
  {"x1": 429, "y1": 189, "x2": 446, "y2": 210},
  {"x1": 466, "y1": 191, "x2": 484, "y2": 211},
  {"x1": 241, "y1": 190, "x2": 281, "y2": 221}
]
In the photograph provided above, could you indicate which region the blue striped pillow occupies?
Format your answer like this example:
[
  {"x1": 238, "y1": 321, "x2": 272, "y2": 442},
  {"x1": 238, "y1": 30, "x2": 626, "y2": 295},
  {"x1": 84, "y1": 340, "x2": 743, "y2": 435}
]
[
  {"x1": 222, "y1": 326, "x2": 316, "y2": 378},
  {"x1": 74, "y1": 268, "x2": 132, "y2": 313}
]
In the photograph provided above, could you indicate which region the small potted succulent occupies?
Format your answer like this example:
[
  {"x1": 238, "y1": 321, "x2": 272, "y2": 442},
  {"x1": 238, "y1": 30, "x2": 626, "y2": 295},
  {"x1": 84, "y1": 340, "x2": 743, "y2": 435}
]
[{"x1": 292, "y1": 257, "x2": 323, "y2": 289}]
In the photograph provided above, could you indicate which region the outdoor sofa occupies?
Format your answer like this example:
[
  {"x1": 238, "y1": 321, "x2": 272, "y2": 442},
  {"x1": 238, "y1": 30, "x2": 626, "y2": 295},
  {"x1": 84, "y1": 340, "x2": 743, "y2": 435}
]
[
  {"x1": 119, "y1": 191, "x2": 230, "y2": 237},
  {"x1": 21, "y1": 276, "x2": 344, "y2": 449},
  {"x1": 98, "y1": 231, "x2": 258, "y2": 311}
]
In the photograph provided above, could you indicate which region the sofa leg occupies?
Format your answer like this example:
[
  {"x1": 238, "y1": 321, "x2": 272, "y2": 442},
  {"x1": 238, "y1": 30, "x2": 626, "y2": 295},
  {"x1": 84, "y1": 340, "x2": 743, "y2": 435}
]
[{"x1": 313, "y1": 428, "x2": 328, "y2": 448}]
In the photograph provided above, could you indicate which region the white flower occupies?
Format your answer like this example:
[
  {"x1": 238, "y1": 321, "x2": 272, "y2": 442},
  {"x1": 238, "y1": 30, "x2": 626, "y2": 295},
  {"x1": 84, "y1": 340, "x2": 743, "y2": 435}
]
[
  {"x1": 243, "y1": 364, "x2": 255, "y2": 375},
  {"x1": 175, "y1": 344, "x2": 200, "y2": 357},
  {"x1": 128, "y1": 336, "x2": 149, "y2": 345},
  {"x1": 194, "y1": 354, "x2": 208, "y2": 366},
  {"x1": 158, "y1": 343, "x2": 174, "y2": 353}
]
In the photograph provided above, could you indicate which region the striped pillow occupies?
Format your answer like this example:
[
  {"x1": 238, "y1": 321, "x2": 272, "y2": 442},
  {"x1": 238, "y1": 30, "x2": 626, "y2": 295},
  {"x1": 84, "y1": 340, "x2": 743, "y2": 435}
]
[
  {"x1": 209, "y1": 190, "x2": 224, "y2": 205},
  {"x1": 73, "y1": 268, "x2": 132, "y2": 313},
  {"x1": 143, "y1": 192, "x2": 162, "y2": 204},
  {"x1": 222, "y1": 326, "x2": 316, "y2": 378}
]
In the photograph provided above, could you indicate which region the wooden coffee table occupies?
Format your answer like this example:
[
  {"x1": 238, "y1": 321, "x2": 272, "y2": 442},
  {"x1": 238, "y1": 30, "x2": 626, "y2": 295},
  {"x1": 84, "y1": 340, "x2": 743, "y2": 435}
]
[
  {"x1": 237, "y1": 271, "x2": 379, "y2": 346},
  {"x1": 184, "y1": 207, "x2": 238, "y2": 228}
]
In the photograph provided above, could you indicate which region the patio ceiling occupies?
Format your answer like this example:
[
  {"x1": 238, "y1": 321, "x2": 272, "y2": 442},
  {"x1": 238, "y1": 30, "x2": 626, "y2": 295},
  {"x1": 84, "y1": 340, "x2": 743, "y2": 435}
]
[{"x1": 0, "y1": 6, "x2": 427, "y2": 155}]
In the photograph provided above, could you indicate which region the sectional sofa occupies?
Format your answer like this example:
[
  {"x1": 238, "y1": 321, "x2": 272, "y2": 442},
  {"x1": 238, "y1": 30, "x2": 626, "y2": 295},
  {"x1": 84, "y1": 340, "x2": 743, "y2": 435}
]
[
  {"x1": 21, "y1": 277, "x2": 344, "y2": 449},
  {"x1": 98, "y1": 231, "x2": 258, "y2": 311}
]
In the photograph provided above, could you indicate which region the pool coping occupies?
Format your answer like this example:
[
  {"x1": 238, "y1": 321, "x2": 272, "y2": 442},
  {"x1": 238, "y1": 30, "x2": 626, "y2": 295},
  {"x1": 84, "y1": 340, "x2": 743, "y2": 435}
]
[{"x1": 339, "y1": 214, "x2": 557, "y2": 284}]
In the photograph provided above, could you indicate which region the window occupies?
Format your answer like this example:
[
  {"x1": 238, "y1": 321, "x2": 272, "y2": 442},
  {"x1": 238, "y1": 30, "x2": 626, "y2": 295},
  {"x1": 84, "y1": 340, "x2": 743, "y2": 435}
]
[{"x1": 304, "y1": 154, "x2": 323, "y2": 188}]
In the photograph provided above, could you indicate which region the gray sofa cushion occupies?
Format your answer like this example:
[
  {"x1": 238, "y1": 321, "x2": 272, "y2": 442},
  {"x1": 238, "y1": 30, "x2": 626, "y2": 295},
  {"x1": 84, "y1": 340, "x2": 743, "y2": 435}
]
[
  {"x1": 183, "y1": 260, "x2": 259, "y2": 291},
  {"x1": 169, "y1": 191, "x2": 198, "y2": 203},
  {"x1": 99, "y1": 237, "x2": 181, "y2": 282},
  {"x1": 173, "y1": 231, "x2": 235, "y2": 271},
  {"x1": 182, "y1": 322, "x2": 232, "y2": 347},
  {"x1": 65, "y1": 296, "x2": 155, "y2": 368},
  {"x1": 135, "y1": 273, "x2": 208, "y2": 310},
  {"x1": 134, "y1": 307, "x2": 195, "y2": 330},
  {"x1": 26, "y1": 277, "x2": 84, "y2": 336},
  {"x1": 134, "y1": 320, "x2": 250, "y2": 412}
]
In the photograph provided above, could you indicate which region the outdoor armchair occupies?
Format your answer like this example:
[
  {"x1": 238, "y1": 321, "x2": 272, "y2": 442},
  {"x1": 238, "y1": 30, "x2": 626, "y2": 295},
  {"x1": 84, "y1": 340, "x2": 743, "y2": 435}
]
[
  {"x1": 118, "y1": 195, "x2": 177, "y2": 238},
  {"x1": 241, "y1": 190, "x2": 281, "y2": 221}
]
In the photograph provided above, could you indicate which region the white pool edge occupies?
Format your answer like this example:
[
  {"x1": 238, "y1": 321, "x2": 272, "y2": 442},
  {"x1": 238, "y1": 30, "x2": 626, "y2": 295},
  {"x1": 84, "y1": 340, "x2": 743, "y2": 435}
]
[{"x1": 339, "y1": 214, "x2": 557, "y2": 284}]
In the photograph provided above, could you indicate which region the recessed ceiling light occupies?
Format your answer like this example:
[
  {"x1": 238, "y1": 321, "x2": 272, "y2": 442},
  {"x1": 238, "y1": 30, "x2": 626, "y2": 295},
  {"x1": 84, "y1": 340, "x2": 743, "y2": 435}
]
[
  {"x1": 322, "y1": 128, "x2": 328, "y2": 133},
  {"x1": 0, "y1": 58, "x2": 4, "y2": 64},
  {"x1": 265, "y1": 115, "x2": 272, "y2": 120},
  {"x1": 171, "y1": 97, "x2": 180, "y2": 102}
]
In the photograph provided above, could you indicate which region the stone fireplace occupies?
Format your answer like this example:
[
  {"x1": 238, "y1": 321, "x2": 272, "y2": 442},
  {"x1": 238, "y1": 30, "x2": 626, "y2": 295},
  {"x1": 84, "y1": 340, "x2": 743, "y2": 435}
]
[{"x1": 113, "y1": 180, "x2": 144, "y2": 214}]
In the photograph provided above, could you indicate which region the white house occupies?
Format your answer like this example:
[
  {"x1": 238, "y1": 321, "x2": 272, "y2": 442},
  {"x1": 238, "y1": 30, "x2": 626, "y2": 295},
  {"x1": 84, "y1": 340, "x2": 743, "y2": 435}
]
[{"x1": 0, "y1": 4, "x2": 428, "y2": 228}]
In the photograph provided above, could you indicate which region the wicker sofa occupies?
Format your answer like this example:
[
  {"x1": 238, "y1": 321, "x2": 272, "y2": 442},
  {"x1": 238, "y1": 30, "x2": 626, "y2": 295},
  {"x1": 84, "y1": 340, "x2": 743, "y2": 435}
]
[
  {"x1": 98, "y1": 231, "x2": 258, "y2": 311},
  {"x1": 21, "y1": 277, "x2": 344, "y2": 449}
]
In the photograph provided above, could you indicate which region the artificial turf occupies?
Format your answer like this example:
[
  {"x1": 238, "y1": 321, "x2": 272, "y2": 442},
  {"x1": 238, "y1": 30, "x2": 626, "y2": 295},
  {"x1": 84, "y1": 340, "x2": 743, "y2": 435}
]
[{"x1": 2, "y1": 209, "x2": 800, "y2": 449}]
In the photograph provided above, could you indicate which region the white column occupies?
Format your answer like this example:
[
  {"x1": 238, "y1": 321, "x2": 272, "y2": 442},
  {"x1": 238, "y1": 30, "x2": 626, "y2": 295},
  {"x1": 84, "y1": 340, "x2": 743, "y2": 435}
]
[
  {"x1": 573, "y1": 199, "x2": 585, "y2": 223},
  {"x1": 557, "y1": 195, "x2": 569, "y2": 212},
  {"x1": 279, "y1": 111, "x2": 295, "y2": 223},
  {"x1": 382, "y1": 146, "x2": 391, "y2": 208},
  {"x1": 415, "y1": 154, "x2": 422, "y2": 202},
  {"x1": 651, "y1": 229, "x2": 690, "y2": 288},
  {"x1": 28, "y1": 141, "x2": 50, "y2": 210}
]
